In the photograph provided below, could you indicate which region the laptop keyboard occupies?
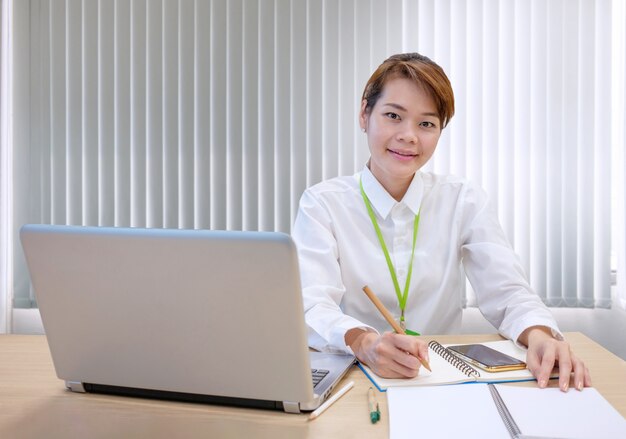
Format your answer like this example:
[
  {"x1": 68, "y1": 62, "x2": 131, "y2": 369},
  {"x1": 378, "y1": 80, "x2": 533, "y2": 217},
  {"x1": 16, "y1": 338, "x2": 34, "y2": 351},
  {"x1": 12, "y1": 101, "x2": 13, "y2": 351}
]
[{"x1": 311, "y1": 369, "x2": 330, "y2": 388}]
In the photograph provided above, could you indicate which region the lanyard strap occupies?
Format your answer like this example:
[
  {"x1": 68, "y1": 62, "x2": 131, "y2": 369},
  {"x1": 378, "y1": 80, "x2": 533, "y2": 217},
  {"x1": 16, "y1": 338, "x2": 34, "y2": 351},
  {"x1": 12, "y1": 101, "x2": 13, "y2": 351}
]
[{"x1": 359, "y1": 177, "x2": 420, "y2": 324}]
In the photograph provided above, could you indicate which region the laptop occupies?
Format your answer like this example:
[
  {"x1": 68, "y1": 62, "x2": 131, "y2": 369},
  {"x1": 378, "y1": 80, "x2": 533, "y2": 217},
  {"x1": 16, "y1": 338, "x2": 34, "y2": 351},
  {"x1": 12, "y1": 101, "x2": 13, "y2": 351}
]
[{"x1": 20, "y1": 224, "x2": 355, "y2": 413}]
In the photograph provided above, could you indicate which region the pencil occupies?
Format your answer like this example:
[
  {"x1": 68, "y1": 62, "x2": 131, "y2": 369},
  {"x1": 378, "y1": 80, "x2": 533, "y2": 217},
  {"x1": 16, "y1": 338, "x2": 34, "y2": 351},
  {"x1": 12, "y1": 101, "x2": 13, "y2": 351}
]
[
  {"x1": 308, "y1": 381, "x2": 354, "y2": 421},
  {"x1": 362, "y1": 285, "x2": 432, "y2": 372}
]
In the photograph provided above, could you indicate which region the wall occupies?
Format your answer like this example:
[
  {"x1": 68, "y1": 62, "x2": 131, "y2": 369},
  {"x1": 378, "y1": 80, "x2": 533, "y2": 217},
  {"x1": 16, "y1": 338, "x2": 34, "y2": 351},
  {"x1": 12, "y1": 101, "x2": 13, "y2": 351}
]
[{"x1": 462, "y1": 307, "x2": 626, "y2": 361}]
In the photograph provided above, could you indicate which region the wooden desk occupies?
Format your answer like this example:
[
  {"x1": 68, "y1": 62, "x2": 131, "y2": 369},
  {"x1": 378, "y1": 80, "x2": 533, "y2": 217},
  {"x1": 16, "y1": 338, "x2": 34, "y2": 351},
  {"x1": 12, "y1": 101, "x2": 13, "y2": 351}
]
[{"x1": 1, "y1": 332, "x2": 624, "y2": 438}]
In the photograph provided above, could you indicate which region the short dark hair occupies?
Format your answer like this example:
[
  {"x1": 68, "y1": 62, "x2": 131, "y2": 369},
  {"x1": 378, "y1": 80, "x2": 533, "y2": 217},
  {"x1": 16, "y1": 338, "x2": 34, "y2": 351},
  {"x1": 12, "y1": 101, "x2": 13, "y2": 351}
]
[{"x1": 361, "y1": 53, "x2": 455, "y2": 129}]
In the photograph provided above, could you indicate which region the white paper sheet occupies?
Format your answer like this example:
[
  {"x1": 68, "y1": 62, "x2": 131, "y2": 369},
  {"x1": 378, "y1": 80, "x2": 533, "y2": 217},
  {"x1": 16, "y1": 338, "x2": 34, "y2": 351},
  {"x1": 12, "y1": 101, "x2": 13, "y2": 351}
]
[
  {"x1": 387, "y1": 385, "x2": 510, "y2": 439},
  {"x1": 387, "y1": 384, "x2": 626, "y2": 439}
]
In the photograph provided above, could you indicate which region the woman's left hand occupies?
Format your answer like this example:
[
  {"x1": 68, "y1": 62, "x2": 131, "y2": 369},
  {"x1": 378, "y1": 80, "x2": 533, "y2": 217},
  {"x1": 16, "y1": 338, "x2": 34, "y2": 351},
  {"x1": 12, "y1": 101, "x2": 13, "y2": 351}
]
[{"x1": 519, "y1": 326, "x2": 592, "y2": 391}]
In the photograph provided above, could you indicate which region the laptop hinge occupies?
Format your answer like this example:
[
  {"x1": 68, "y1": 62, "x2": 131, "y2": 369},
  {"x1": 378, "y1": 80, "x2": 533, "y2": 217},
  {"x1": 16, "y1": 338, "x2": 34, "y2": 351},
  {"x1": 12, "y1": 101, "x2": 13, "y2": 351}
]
[
  {"x1": 65, "y1": 381, "x2": 86, "y2": 393},
  {"x1": 282, "y1": 401, "x2": 301, "y2": 414}
]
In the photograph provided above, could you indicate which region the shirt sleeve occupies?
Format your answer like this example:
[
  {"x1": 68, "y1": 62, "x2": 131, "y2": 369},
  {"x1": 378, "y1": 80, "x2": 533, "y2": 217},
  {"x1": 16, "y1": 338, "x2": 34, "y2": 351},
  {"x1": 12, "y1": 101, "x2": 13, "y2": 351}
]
[
  {"x1": 458, "y1": 183, "x2": 563, "y2": 345},
  {"x1": 292, "y1": 189, "x2": 377, "y2": 353}
]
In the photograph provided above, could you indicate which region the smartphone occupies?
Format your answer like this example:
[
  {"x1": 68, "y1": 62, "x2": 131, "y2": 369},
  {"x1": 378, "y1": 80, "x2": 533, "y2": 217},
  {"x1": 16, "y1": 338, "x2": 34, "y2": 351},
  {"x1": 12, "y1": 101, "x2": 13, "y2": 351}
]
[{"x1": 446, "y1": 344, "x2": 527, "y2": 372}]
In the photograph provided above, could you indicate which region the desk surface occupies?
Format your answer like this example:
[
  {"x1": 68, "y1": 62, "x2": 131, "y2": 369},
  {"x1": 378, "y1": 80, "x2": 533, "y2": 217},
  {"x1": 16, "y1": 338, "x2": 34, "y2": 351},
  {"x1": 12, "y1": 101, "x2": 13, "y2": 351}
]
[{"x1": 1, "y1": 332, "x2": 624, "y2": 438}]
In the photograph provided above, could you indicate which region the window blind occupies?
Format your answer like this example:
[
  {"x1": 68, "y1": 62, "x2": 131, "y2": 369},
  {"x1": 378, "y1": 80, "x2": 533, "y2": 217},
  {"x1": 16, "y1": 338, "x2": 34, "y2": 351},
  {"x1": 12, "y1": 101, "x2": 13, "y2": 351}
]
[
  {"x1": 6, "y1": 0, "x2": 620, "y2": 312},
  {"x1": 615, "y1": 0, "x2": 626, "y2": 309},
  {"x1": 0, "y1": 0, "x2": 11, "y2": 331}
]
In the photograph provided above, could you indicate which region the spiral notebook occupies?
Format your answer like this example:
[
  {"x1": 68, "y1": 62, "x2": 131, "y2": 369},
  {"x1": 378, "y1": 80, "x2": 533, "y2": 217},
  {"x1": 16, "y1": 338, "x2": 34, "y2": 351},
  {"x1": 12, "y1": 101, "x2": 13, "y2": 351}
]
[
  {"x1": 388, "y1": 384, "x2": 626, "y2": 439},
  {"x1": 360, "y1": 340, "x2": 556, "y2": 391}
]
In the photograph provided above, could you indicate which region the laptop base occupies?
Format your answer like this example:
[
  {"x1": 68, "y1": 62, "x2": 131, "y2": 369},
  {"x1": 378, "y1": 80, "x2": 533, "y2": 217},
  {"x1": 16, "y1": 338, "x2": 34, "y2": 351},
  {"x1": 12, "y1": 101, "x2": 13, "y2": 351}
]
[{"x1": 75, "y1": 382, "x2": 290, "y2": 411}]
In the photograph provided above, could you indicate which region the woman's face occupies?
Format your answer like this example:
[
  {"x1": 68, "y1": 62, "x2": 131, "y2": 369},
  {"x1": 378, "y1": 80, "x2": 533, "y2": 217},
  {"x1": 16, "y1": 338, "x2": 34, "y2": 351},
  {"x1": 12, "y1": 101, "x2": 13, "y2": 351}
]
[{"x1": 359, "y1": 76, "x2": 442, "y2": 198}]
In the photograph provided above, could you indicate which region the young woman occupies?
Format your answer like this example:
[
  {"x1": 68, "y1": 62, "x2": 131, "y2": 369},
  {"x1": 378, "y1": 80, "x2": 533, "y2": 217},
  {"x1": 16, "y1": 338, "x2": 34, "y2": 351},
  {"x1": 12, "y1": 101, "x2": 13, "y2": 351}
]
[{"x1": 292, "y1": 53, "x2": 591, "y2": 391}]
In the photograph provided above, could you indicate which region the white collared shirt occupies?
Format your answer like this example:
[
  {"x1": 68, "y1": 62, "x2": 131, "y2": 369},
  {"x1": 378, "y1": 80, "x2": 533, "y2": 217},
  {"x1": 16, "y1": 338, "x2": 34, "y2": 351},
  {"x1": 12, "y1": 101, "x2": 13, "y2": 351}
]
[{"x1": 292, "y1": 166, "x2": 561, "y2": 353}]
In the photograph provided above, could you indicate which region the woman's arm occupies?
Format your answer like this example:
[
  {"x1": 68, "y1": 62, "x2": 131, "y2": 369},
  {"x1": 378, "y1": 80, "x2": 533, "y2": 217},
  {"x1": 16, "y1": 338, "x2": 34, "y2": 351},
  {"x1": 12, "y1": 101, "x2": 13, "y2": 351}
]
[
  {"x1": 459, "y1": 183, "x2": 591, "y2": 390},
  {"x1": 294, "y1": 188, "x2": 430, "y2": 376},
  {"x1": 293, "y1": 189, "x2": 374, "y2": 352}
]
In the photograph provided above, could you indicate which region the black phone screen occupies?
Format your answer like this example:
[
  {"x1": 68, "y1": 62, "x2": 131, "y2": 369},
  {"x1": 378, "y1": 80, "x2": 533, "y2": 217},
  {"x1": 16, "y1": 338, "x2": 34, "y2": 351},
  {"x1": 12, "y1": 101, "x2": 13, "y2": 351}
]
[{"x1": 447, "y1": 344, "x2": 525, "y2": 368}]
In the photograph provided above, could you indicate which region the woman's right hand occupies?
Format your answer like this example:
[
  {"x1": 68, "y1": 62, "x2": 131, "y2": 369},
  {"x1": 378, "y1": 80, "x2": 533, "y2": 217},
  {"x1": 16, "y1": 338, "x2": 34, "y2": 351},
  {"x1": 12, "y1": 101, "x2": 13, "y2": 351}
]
[{"x1": 345, "y1": 328, "x2": 430, "y2": 378}]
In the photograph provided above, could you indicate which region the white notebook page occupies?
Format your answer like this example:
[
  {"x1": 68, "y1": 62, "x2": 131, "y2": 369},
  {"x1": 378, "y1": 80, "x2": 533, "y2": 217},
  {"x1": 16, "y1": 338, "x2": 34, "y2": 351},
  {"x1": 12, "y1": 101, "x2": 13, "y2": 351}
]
[{"x1": 388, "y1": 384, "x2": 626, "y2": 439}]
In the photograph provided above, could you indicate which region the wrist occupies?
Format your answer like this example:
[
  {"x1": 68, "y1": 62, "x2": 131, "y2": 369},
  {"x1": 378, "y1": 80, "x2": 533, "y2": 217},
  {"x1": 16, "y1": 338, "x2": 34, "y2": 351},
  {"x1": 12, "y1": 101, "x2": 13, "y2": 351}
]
[
  {"x1": 518, "y1": 325, "x2": 553, "y2": 347},
  {"x1": 345, "y1": 328, "x2": 375, "y2": 358}
]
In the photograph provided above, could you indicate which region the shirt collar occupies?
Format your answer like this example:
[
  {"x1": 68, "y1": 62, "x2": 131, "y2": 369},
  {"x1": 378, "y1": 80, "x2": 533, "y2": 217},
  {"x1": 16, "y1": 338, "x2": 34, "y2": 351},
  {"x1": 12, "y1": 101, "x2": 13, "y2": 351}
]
[{"x1": 360, "y1": 166, "x2": 424, "y2": 219}]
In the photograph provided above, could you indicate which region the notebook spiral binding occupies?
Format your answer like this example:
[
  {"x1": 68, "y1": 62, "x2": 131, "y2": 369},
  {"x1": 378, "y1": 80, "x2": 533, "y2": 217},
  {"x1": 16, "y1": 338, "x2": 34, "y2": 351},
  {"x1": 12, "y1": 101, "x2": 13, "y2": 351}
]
[
  {"x1": 428, "y1": 340, "x2": 481, "y2": 378},
  {"x1": 488, "y1": 384, "x2": 522, "y2": 438}
]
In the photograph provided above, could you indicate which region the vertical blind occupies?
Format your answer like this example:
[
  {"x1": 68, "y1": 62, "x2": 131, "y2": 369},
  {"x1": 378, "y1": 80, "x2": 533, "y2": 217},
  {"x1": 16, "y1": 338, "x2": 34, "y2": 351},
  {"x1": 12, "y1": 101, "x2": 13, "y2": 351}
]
[
  {"x1": 1, "y1": 0, "x2": 11, "y2": 331},
  {"x1": 616, "y1": 0, "x2": 626, "y2": 310},
  {"x1": 9, "y1": 0, "x2": 619, "y2": 310}
]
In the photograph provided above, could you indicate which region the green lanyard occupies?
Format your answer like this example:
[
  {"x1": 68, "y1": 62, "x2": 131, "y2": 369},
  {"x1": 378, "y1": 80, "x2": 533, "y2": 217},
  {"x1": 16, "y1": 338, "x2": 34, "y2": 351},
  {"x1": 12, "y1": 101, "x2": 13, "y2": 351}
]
[{"x1": 359, "y1": 177, "x2": 421, "y2": 332}]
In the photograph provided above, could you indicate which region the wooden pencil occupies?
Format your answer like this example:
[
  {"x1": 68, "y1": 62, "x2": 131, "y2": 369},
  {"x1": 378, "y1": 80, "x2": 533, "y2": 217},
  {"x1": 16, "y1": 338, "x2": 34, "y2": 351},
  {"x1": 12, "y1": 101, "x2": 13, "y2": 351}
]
[{"x1": 362, "y1": 285, "x2": 432, "y2": 372}]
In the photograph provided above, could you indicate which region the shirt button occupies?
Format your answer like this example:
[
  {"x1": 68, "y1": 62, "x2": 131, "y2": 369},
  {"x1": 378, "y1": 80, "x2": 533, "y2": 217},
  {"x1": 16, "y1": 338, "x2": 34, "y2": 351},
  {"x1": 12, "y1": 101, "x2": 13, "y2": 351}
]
[{"x1": 398, "y1": 269, "x2": 406, "y2": 277}]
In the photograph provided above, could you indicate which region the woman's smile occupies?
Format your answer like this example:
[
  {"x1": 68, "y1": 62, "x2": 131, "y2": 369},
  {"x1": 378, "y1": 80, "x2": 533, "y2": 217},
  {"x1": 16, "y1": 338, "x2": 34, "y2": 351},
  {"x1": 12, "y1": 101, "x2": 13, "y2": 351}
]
[{"x1": 387, "y1": 147, "x2": 418, "y2": 161}]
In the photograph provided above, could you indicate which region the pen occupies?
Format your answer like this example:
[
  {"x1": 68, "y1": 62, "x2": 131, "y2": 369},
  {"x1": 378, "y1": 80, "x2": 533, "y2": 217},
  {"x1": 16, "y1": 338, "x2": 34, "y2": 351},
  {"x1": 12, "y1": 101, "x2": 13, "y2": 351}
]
[
  {"x1": 362, "y1": 285, "x2": 432, "y2": 372},
  {"x1": 368, "y1": 386, "x2": 381, "y2": 424},
  {"x1": 308, "y1": 381, "x2": 354, "y2": 421}
]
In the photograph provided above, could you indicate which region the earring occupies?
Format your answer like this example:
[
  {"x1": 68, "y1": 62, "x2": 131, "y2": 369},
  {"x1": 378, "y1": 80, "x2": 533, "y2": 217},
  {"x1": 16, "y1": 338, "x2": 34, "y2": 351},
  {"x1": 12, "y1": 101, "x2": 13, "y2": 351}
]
[{"x1": 362, "y1": 128, "x2": 366, "y2": 133}]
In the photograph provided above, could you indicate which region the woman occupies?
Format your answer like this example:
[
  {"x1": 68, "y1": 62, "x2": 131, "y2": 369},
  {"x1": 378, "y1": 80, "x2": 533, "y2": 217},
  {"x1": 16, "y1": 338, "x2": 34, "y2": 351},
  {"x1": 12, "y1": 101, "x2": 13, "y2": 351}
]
[{"x1": 292, "y1": 53, "x2": 591, "y2": 391}]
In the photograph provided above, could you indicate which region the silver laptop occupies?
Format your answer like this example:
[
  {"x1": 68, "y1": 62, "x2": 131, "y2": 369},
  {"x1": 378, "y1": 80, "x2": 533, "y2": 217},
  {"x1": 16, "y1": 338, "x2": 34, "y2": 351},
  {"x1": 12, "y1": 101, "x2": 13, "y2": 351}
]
[{"x1": 20, "y1": 224, "x2": 355, "y2": 413}]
